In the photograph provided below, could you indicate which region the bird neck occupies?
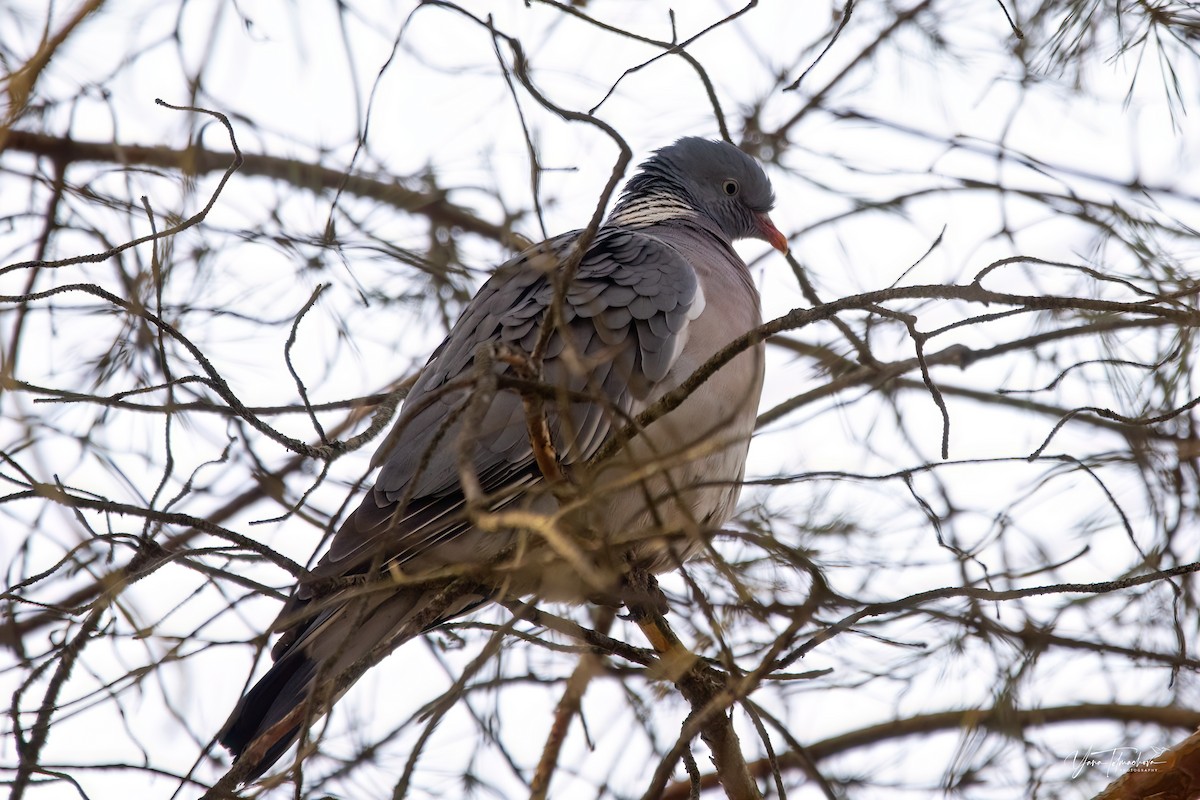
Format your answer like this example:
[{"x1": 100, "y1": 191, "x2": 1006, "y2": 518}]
[{"x1": 606, "y1": 191, "x2": 699, "y2": 229}]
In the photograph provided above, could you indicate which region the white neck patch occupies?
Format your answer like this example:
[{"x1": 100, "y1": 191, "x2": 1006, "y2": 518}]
[{"x1": 607, "y1": 193, "x2": 696, "y2": 228}]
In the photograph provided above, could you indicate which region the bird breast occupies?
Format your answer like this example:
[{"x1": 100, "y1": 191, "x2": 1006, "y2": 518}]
[{"x1": 528, "y1": 240, "x2": 765, "y2": 596}]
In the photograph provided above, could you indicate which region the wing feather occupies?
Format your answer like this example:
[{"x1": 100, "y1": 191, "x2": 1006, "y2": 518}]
[{"x1": 275, "y1": 225, "x2": 702, "y2": 649}]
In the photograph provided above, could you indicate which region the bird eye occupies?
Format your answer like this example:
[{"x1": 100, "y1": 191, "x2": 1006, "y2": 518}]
[{"x1": 722, "y1": 179, "x2": 739, "y2": 196}]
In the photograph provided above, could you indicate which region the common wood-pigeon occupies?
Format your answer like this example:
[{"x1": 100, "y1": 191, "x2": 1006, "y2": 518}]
[{"x1": 219, "y1": 137, "x2": 787, "y2": 780}]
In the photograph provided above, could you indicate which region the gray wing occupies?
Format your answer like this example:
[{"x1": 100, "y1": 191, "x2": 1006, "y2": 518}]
[
  {"x1": 226, "y1": 227, "x2": 707, "y2": 768},
  {"x1": 301, "y1": 226, "x2": 703, "y2": 592}
]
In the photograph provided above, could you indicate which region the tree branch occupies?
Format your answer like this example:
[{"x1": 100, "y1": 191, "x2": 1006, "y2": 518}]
[{"x1": 0, "y1": 129, "x2": 528, "y2": 251}]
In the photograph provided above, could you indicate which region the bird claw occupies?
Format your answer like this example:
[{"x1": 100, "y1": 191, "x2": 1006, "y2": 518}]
[{"x1": 614, "y1": 568, "x2": 670, "y2": 618}]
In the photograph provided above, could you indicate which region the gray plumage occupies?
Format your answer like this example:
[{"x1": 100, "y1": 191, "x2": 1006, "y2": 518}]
[{"x1": 219, "y1": 137, "x2": 786, "y2": 780}]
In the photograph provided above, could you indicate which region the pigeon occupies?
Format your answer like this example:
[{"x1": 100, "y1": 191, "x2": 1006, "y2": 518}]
[{"x1": 218, "y1": 137, "x2": 787, "y2": 781}]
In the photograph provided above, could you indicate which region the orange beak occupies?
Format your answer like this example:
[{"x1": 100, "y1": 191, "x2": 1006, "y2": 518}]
[{"x1": 755, "y1": 212, "x2": 789, "y2": 254}]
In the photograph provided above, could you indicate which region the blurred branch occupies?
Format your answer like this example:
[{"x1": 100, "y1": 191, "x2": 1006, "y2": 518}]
[
  {"x1": 781, "y1": 560, "x2": 1200, "y2": 671},
  {"x1": 0, "y1": 375, "x2": 413, "y2": 651},
  {"x1": 0, "y1": 129, "x2": 529, "y2": 251},
  {"x1": 762, "y1": 316, "x2": 1195, "y2": 442},
  {"x1": 0, "y1": 0, "x2": 105, "y2": 128},
  {"x1": 663, "y1": 704, "x2": 1200, "y2": 800},
  {"x1": 3, "y1": 100, "x2": 243, "y2": 274},
  {"x1": 778, "y1": 0, "x2": 934, "y2": 133},
  {"x1": 529, "y1": 608, "x2": 614, "y2": 800},
  {"x1": 9, "y1": 605, "x2": 105, "y2": 800},
  {"x1": 0, "y1": 282, "x2": 371, "y2": 460},
  {"x1": 536, "y1": 0, "x2": 754, "y2": 138}
]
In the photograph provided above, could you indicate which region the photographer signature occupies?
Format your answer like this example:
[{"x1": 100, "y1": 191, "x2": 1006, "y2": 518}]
[{"x1": 1068, "y1": 746, "x2": 1169, "y2": 779}]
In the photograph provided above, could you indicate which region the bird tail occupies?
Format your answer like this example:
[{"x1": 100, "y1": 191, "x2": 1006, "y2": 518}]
[
  {"x1": 218, "y1": 643, "x2": 321, "y2": 781},
  {"x1": 218, "y1": 585, "x2": 459, "y2": 783}
]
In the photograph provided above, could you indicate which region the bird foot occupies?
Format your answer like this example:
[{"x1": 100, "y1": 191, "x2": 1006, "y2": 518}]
[{"x1": 616, "y1": 568, "x2": 670, "y2": 618}]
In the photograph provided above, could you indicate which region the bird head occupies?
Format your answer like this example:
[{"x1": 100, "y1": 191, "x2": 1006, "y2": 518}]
[{"x1": 622, "y1": 137, "x2": 788, "y2": 254}]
